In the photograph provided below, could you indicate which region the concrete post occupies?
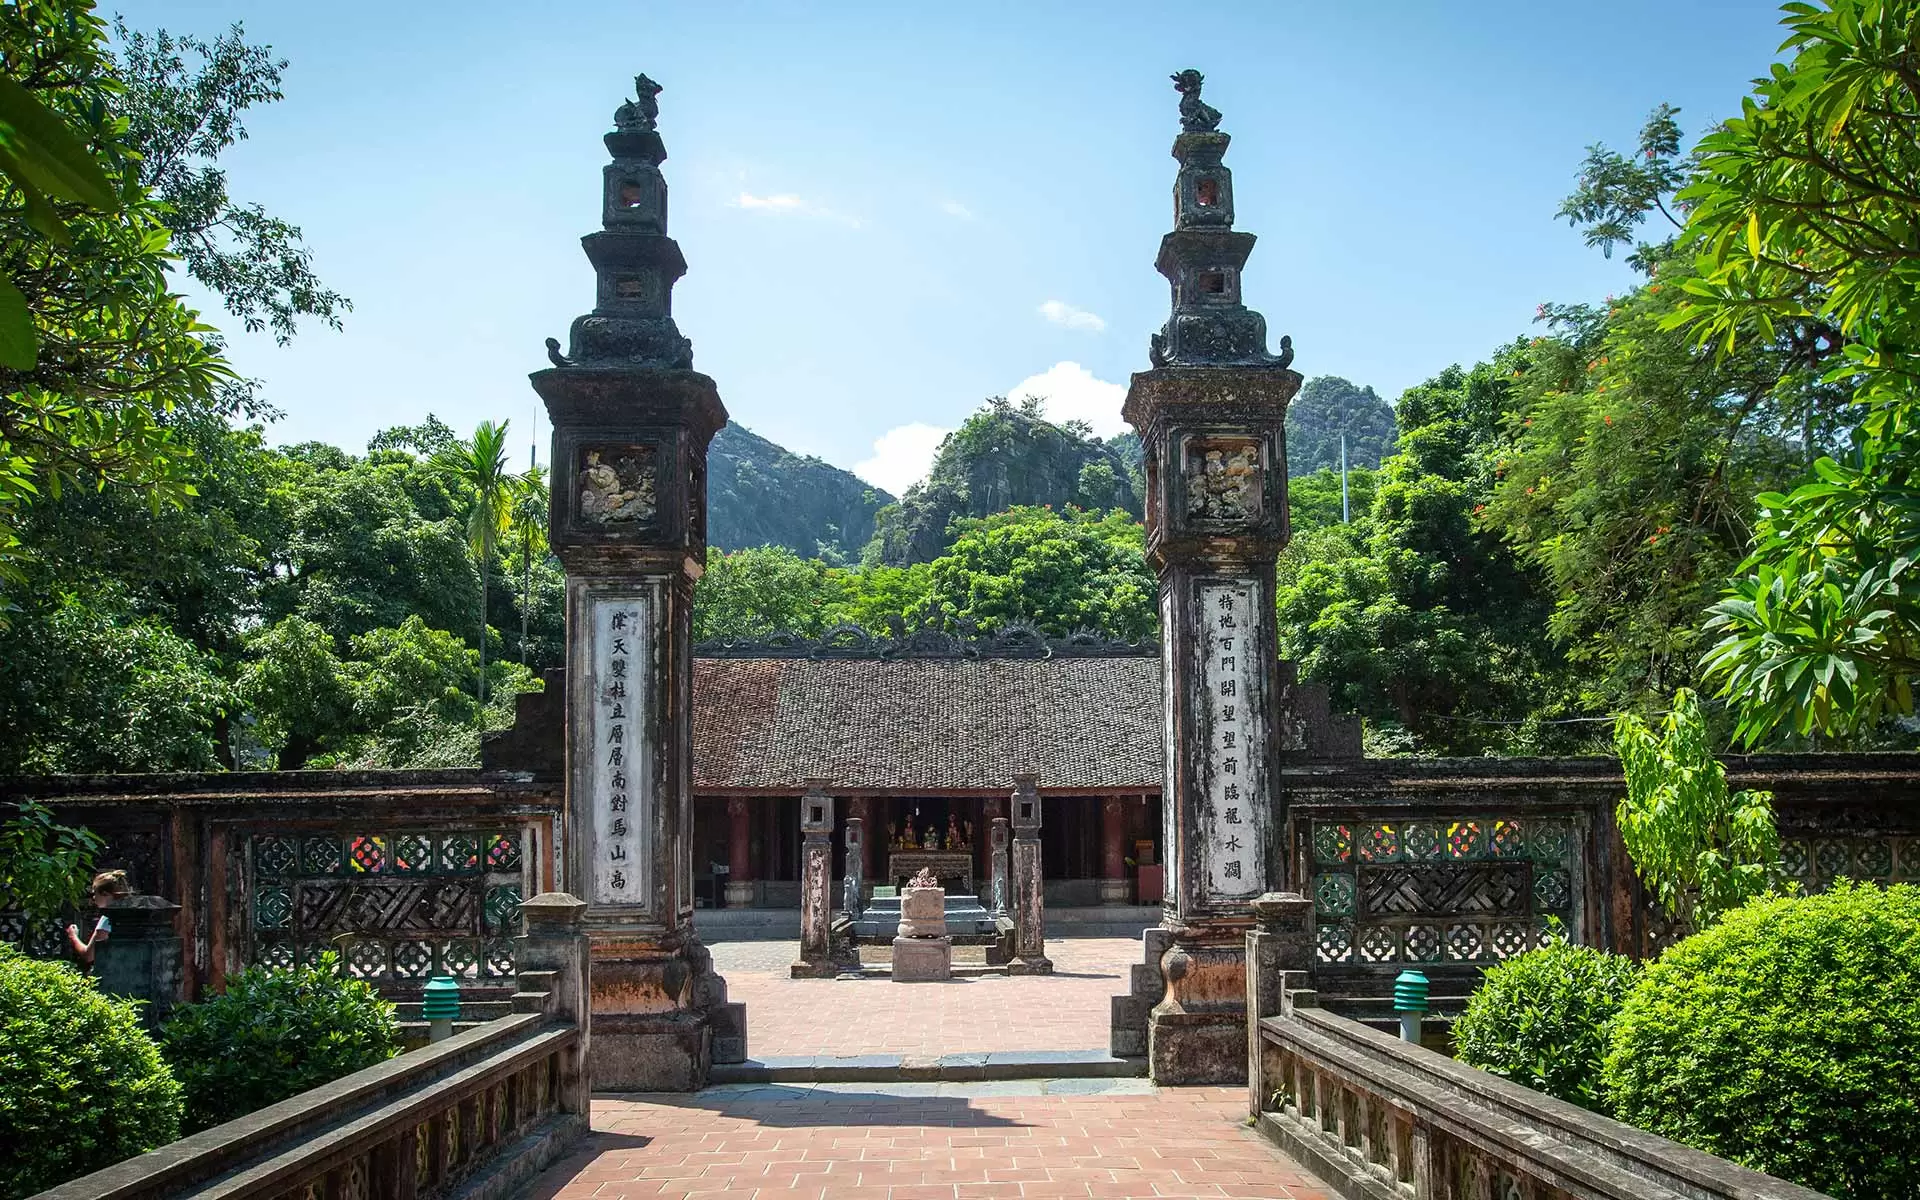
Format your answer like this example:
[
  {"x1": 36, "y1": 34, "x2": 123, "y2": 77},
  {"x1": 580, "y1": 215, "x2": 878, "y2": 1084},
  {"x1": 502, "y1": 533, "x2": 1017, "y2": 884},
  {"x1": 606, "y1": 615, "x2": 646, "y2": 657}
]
[
  {"x1": 1008, "y1": 776, "x2": 1052, "y2": 974},
  {"x1": 843, "y1": 816, "x2": 866, "y2": 917},
  {"x1": 531, "y1": 75, "x2": 737, "y2": 1090},
  {"x1": 91, "y1": 894, "x2": 182, "y2": 1031},
  {"x1": 515, "y1": 892, "x2": 593, "y2": 1118},
  {"x1": 1115, "y1": 72, "x2": 1302, "y2": 1086},
  {"x1": 791, "y1": 780, "x2": 839, "y2": 978}
]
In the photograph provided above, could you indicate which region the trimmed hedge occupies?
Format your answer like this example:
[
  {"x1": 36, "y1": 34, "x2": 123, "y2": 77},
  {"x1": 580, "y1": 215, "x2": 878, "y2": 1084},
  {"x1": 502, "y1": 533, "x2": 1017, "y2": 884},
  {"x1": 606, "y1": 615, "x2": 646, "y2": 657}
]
[
  {"x1": 1452, "y1": 931, "x2": 1640, "y2": 1110},
  {"x1": 1603, "y1": 881, "x2": 1920, "y2": 1200},
  {"x1": 0, "y1": 946, "x2": 183, "y2": 1199},
  {"x1": 160, "y1": 953, "x2": 399, "y2": 1132}
]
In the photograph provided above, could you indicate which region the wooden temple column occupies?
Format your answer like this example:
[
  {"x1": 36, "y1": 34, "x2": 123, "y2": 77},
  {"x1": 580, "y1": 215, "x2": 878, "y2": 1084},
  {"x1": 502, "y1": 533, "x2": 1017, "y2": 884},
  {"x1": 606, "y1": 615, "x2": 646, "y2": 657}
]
[
  {"x1": 724, "y1": 798, "x2": 753, "y2": 908},
  {"x1": 1100, "y1": 795, "x2": 1132, "y2": 906}
]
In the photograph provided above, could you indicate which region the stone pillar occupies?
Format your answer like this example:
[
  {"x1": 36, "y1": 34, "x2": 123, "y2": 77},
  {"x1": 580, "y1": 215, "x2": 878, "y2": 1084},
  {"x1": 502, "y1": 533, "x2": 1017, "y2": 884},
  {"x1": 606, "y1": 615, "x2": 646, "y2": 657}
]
[
  {"x1": 1008, "y1": 775, "x2": 1052, "y2": 974},
  {"x1": 532, "y1": 74, "x2": 736, "y2": 1091},
  {"x1": 1116, "y1": 70, "x2": 1304, "y2": 1086},
  {"x1": 514, "y1": 892, "x2": 596, "y2": 1118},
  {"x1": 1100, "y1": 796, "x2": 1132, "y2": 906},
  {"x1": 1243, "y1": 892, "x2": 1314, "y2": 1117},
  {"x1": 92, "y1": 894, "x2": 183, "y2": 1031},
  {"x1": 843, "y1": 816, "x2": 866, "y2": 917},
  {"x1": 724, "y1": 797, "x2": 754, "y2": 908},
  {"x1": 790, "y1": 780, "x2": 839, "y2": 978},
  {"x1": 988, "y1": 816, "x2": 1011, "y2": 918}
]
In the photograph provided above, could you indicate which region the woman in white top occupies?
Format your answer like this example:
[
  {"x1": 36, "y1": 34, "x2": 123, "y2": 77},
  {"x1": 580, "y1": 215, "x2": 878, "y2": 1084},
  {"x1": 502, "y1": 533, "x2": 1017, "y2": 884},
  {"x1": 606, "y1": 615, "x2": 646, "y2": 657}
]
[{"x1": 66, "y1": 869, "x2": 131, "y2": 972}]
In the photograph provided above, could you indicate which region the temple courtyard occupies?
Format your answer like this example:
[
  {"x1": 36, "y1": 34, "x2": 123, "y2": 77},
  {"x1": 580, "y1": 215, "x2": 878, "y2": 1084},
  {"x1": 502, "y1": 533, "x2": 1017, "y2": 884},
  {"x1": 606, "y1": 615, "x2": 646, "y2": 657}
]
[
  {"x1": 524, "y1": 1084, "x2": 1331, "y2": 1200},
  {"x1": 706, "y1": 938, "x2": 1136, "y2": 1059}
]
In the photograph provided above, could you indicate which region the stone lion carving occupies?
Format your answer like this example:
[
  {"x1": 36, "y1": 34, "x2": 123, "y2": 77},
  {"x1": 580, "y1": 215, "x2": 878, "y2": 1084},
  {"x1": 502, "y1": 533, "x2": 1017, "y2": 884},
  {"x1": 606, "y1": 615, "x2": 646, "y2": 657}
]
[{"x1": 1172, "y1": 69, "x2": 1222, "y2": 133}]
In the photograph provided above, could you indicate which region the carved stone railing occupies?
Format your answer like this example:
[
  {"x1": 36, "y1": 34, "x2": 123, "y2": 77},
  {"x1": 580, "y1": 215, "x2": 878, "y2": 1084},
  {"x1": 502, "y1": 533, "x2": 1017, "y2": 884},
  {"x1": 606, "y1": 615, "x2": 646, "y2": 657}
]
[
  {"x1": 31, "y1": 893, "x2": 591, "y2": 1200},
  {"x1": 1249, "y1": 988, "x2": 1830, "y2": 1200}
]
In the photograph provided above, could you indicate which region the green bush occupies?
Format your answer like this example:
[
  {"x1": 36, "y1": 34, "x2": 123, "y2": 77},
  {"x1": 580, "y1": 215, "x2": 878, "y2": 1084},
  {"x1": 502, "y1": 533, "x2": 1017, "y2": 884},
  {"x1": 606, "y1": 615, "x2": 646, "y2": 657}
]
[
  {"x1": 1603, "y1": 881, "x2": 1920, "y2": 1199},
  {"x1": 1451, "y1": 930, "x2": 1640, "y2": 1109},
  {"x1": 160, "y1": 953, "x2": 400, "y2": 1132},
  {"x1": 0, "y1": 946, "x2": 183, "y2": 1199}
]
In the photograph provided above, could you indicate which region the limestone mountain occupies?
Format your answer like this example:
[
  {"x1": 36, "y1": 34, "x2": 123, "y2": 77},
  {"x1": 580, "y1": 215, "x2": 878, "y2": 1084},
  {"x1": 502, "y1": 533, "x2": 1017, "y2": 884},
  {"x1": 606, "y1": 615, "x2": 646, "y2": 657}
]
[
  {"x1": 1285, "y1": 375, "x2": 1397, "y2": 476},
  {"x1": 865, "y1": 397, "x2": 1143, "y2": 566},
  {"x1": 707, "y1": 424, "x2": 892, "y2": 562}
]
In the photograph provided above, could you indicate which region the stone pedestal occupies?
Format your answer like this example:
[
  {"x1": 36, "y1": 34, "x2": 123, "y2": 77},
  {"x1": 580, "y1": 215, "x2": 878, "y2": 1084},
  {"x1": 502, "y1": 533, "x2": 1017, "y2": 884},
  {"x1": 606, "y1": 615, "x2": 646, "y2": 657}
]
[
  {"x1": 1099, "y1": 878, "x2": 1134, "y2": 906},
  {"x1": 92, "y1": 894, "x2": 183, "y2": 1030},
  {"x1": 1112, "y1": 73, "x2": 1301, "y2": 1085},
  {"x1": 532, "y1": 75, "x2": 740, "y2": 1090},
  {"x1": 1008, "y1": 776, "x2": 1052, "y2": 975},
  {"x1": 892, "y1": 882, "x2": 952, "y2": 982},
  {"x1": 722, "y1": 880, "x2": 754, "y2": 908}
]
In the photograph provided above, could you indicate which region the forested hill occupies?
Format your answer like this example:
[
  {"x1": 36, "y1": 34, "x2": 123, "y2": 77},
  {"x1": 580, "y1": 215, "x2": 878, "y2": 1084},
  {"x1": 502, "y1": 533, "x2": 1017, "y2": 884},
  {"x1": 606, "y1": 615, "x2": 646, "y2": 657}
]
[
  {"x1": 708, "y1": 424, "x2": 892, "y2": 561},
  {"x1": 866, "y1": 398, "x2": 1142, "y2": 565}
]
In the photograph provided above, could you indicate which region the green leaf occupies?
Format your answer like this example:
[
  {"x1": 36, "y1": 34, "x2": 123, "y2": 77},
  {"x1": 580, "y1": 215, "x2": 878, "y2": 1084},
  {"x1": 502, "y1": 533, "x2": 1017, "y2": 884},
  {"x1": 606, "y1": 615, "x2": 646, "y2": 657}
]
[
  {"x1": 0, "y1": 276, "x2": 35, "y2": 370},
  {"x1": 0, "y1": 73, "x2": 120, "y2": 210}
]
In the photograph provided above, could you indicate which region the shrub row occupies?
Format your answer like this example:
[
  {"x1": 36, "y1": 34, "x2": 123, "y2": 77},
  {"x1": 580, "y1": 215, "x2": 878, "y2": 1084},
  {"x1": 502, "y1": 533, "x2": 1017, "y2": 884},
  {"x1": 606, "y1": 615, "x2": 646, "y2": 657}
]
[
  {"x1": 0, "y1": 951, "x2": 399, "y2": 1200},
  {"x1": 1455, "y1": 881, "x2": 1920, "y2": 1200}
]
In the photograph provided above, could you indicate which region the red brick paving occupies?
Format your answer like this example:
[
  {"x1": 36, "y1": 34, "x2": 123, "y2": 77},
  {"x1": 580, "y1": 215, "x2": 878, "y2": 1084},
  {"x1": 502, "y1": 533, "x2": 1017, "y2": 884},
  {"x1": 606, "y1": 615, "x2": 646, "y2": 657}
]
[
  {"x1": 710, "y1": 938, "x2": 1137, "y2": 1057},
  {"x1": 524, "y1": 1086, "x2": 1332, "y2": 1199}
]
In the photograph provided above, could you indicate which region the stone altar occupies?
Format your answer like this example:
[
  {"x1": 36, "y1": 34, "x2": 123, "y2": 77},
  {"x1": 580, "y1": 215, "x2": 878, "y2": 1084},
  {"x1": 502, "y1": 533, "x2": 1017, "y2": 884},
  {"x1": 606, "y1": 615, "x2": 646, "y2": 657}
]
[
  {"x1": 887, "y1": 851, "x2": 972, "y2": 894},
  {"x1": 531, "y1": 72, "x2": 742, "y2": 1090},
  {"x1": 891, "y1": 869, "x2": 952, "y2": 982}
]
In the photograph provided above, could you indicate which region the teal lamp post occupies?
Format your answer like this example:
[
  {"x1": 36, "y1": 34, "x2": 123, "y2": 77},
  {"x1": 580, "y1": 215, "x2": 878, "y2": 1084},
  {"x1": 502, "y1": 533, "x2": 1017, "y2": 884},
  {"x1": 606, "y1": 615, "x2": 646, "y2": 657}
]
[
  {"x1": 1392, "y1": 969, "x2": 1429, "y2": 1045},
  {"x1": 422, "y1": 975, "x2": 462, "y2": 1043}
]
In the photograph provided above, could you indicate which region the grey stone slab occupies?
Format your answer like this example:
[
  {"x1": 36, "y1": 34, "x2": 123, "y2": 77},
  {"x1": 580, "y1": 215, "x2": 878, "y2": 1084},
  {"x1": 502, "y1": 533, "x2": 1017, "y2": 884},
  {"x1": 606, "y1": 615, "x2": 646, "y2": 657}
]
[
  {"x1": 937, "y1": 1080, "x2": 1047, "y2": 1097},
  {"x1": 1042, "y1": 1077, "x2": 1156, "y2": 1096}
]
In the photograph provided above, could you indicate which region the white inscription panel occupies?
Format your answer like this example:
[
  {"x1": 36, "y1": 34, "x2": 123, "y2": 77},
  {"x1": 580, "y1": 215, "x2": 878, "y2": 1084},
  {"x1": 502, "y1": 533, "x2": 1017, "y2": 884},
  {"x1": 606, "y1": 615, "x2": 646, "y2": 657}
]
[
  {"x1": 1199, "y1": 579, "x2": 1264, "y2": 901},
  {"x1": 589, "y1": 594, "x2": 651, "y2": 905}
]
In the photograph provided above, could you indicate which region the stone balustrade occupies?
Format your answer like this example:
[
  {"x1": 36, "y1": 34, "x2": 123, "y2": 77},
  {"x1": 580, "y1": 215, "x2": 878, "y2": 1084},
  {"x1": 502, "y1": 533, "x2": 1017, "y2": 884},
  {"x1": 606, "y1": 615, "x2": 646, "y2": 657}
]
[
  {"x1": 31, "y1": 893, "x2": 592, "y2": 1200},
  {"x1": 1247, "y1": 978, "x2": 1830, "y2": 1200}
]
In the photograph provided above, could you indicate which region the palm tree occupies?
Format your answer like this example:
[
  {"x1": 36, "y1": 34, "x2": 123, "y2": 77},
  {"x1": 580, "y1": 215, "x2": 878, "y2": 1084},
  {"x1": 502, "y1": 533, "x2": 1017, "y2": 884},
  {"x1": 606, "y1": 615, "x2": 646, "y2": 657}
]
[
  {"x1": 435, "y1": 420, "x2": 515, "y2": 705},
  {"x1": 509, "y1": 463, "x2": 549, "y2": 667}
]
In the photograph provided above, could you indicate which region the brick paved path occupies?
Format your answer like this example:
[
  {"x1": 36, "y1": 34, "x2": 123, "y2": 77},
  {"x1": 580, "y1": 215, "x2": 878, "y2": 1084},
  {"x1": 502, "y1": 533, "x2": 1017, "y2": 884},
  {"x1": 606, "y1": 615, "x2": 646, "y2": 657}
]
[
  {"x1": 525, "y1": 1084, "x2": 1332, "y2": 1199},
  {"x1": 708, "y1": 938, "x2": 1138, "y2": 1058}
]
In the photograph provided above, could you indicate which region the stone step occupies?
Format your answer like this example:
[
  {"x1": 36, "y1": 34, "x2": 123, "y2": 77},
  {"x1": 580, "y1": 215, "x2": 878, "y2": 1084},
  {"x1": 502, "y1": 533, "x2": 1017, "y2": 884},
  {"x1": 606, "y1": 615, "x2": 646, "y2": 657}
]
[
  {"x1": 711, "y1": 1049, "x2": 1147, "y2": 1085},
  {"x1": 1129, "y1": 962, "x2": 1163, "y2": 1001}
]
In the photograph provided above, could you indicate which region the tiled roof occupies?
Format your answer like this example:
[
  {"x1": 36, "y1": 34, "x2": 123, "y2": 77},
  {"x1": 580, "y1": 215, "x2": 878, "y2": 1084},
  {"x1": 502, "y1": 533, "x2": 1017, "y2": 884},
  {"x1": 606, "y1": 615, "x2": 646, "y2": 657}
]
[{"x1": 692, "y1": 656, "x2": 1163, "y2": 792}]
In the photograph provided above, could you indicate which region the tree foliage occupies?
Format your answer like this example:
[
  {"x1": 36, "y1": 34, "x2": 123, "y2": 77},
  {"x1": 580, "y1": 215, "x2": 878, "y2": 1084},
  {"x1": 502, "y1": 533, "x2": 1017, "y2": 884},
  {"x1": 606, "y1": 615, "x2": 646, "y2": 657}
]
[
  {"x1": 1453, "y1": 931, "x2": 1640, "y2": 1111},
  {"x1": 1673, "y1": 0, "x2": 1920, "y2": 745},
  {"x1": 1614, "y1": 688, "x2": 1779, "y2": 929}
]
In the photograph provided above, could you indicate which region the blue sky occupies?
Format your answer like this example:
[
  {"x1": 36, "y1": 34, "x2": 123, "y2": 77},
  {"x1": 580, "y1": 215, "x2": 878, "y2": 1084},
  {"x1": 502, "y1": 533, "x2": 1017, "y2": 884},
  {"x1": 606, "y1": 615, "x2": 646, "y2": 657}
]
[{"x1": 115, "y1": 1, "x2": 1791, "y2": 495}]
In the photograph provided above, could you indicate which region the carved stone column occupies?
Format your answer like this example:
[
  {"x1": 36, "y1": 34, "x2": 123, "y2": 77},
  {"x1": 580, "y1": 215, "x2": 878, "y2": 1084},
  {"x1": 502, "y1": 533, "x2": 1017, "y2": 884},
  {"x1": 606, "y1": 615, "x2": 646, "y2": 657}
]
[
  {"x1": 531, "y1": 74, "x2": 738, "y2": 1089},
  {"x1": 790, "y1": 780, "x2": 839, "y2": 978},
  {"x1": 988, "y1": 816, "x2": 1011, "y2": 918},
  {"x1": 725, "y1": 797, "x2": 753, "y2": 908},
  {"x1": 1008, "y1": 775, "x2": 1052, "y2": 974},
  {"x1": 1100, "y1": 795, "x2": 1132, "y2": 906},
  {"x1": 843, "y1": 816, "x2": 866, "y2": 918},
  {"x1": 1114, "y1": 69, "x2": 1306, "y2": 1085}
]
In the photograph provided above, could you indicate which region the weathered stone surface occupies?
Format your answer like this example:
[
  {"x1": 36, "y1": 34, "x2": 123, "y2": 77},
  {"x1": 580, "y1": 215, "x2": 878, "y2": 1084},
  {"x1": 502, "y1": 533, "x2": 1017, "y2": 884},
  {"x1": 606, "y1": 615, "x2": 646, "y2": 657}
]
[
  {"x1": 1009, "y1": 776, "x2": 1052, "y2": 974},
  {"x1": 898, "y1": 885, "x2": 947, "y2": 938},
  {"x1": 891, "y1": 935, "x2": 952, "y2": 982}
]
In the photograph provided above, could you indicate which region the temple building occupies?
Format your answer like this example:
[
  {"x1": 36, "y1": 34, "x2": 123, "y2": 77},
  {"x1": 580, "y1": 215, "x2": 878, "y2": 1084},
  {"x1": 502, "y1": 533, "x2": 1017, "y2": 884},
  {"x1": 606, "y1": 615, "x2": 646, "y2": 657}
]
[{"x1": 480, "y1": 624, "x2": 1356, "y2": 910}]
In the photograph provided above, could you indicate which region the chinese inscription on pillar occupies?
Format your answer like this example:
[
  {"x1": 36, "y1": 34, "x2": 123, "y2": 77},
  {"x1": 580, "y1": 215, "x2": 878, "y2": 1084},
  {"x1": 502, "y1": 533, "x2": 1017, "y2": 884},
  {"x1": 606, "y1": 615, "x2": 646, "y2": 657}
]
[
  {"x1": 1199, "y1": 579, "x2": 1263, "y2": 900},
  {"x1": 591, "y1": 595, "x2": 651, "y2": 904}
]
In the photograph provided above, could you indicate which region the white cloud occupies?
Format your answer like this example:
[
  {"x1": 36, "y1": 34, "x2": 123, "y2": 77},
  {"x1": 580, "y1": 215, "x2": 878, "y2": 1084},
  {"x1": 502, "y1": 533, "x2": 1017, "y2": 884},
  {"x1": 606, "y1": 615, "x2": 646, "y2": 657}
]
[
  {"x1": 853, "y1": 422, "x2": 951, "y2": 496},
  {"x1": 1008, "y1": 361, "x2": 1128, "y2": 438},
  {"x1": 731, "y1": 191, "x2": 861, "y2": 227},
  {"x1": 1037, "y1": 300, "x2": 1107, "y2": 333},
  {"x1": 939, "y1": 199, "x2": 976, "y2": 221},
  {"x1": 735, "y1": 191, "x2": 806, "y2": 212}
]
